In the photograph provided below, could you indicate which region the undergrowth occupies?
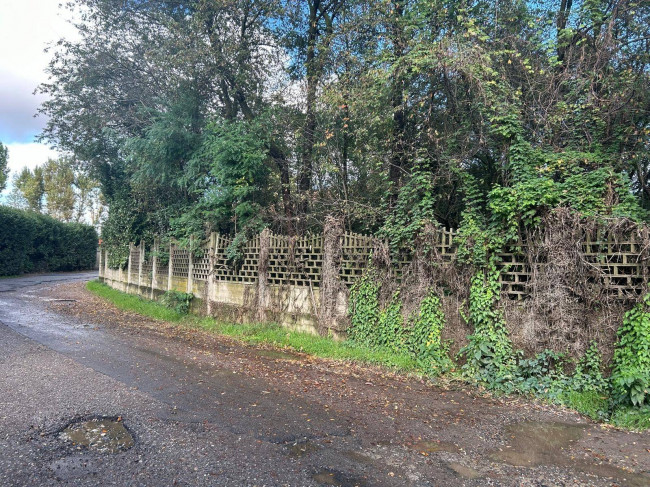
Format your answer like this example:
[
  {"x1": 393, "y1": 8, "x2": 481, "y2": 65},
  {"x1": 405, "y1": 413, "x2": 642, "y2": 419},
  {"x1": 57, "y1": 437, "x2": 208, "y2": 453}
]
[
  {"x1": 348, "y1": 272, "x2": 452, "y2": 376},
  {"x1": 86, "y1": 280, "x2": 420, "y2": 373},
  {"x1": 347, "y1": 267, "x2": 650, "y2": 431},
  {"x1": 159, "y1": 290, "x2": 194, "y2": 315}
]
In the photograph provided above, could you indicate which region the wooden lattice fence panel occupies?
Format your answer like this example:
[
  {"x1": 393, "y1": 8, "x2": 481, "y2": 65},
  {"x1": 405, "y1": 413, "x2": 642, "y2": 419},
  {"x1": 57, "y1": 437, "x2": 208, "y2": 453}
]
[
  {"x1": 583, "y1": 231, "x2": 647, "y2": 298},
  {"x1": 497, "y1": 249, "x2": 531, "y2": 300},
  {"x1": 141, "y1": 251, "x2": 153, "y2": 287}
]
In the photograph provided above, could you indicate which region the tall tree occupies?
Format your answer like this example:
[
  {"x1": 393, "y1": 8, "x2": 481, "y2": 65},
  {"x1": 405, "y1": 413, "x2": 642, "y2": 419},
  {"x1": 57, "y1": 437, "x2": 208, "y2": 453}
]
[
  {"x1": 13, "y1": 167, "x2": 45, "y2": 212},
  {"x1": 0, "y1": 142, "x2": 8, "y2": 192}
]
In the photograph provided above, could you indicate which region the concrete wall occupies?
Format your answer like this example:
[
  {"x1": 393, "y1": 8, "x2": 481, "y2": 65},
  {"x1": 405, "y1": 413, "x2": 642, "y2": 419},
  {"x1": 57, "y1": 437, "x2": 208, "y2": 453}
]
[{"x1": 98, "y1": 234, "x2": 349, "y2": 338}]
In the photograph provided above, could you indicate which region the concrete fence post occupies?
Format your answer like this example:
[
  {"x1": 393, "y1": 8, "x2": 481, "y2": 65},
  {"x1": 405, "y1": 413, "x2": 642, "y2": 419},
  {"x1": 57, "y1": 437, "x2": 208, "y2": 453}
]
[
  {"x1": 138, "y1": 240, "x2": 144, "y2": 288},
  {"x1": 187, "y1": 236, "x2": 194, "y2": 294},
  {"x1": 257, "y1": 228, "x2": 271, "y2": 320},
  {"x1": 119, "y1": 255, "x2": 124, "y2": 285},
  {"x1": 127, "y1": 243, "x2": 134, "y2": 286},
  {"x1": 319, "y1": 216, "x2": 345, "y2": 335},
  {"x1": 167, "y1": 242, "x2": 174, "y2": 292},
  {"x1": 206, "y1": 233, "x2": 217, "y2": 315},
  {"x1": 151, "y1": 238, "x2": 159, "y2": 295},
  {"x1": 104, "y1": 249, "x2": 109, "y2": 280}
]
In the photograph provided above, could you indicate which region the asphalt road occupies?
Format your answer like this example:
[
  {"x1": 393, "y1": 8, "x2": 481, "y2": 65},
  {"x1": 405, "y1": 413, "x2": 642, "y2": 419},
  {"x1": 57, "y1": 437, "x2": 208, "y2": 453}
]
[{"x1": 0, "y1": 273, "x2": 649, "y2": 487}]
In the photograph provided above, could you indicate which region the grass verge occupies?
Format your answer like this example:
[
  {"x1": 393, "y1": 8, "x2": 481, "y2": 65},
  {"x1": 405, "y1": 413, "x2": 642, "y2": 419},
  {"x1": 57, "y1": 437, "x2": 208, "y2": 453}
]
[{"x1": 86, "y1": 280, "x2": 421, "y2": 373}]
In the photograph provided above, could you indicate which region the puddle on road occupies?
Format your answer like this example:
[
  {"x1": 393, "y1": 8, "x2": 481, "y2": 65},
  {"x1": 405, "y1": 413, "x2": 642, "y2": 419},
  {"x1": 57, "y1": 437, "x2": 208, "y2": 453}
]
[
  {"x1": 447, "y1": 462, "x2": 482, "y2": 479},
  {"x1": 60, "y1": 418, "x2": 134, "y2": 453},
  {"x1": 312, "y1": 468, "x2": 365, "y2": 487},
  {"x1": 255, "y1": 349, "x2": 301, "y2": 361},
  {"x1": 491, "y1": 421, "x2": 650, "y2": 486},
  {"x1": 490, "y1": 421, "x2": 585, "y2": 466},
  {"x1": 410, "y1": 440, "x2": 459, "y2": 454},
  {"x1": 287, "y1": 440, "x2": 319, "y2": 458}
]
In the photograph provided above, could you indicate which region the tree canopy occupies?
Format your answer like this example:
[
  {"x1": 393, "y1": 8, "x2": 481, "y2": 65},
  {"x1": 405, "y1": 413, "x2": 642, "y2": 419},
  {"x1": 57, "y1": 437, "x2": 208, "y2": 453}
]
[{"x1": 38, "y1": 0, "x2": 650, "y2": 252}]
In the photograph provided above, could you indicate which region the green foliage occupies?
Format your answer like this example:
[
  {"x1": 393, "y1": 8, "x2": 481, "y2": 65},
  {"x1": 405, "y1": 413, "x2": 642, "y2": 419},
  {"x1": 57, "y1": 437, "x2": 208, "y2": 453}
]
[
  {"x1": 39, "y1": 0, "x2": 650, "y2": 243},
  {"x1": 101, "y1": 199, "x2": 146, "y2": 269},
  {"x1": 610, "y1": 291, "x2": 650, "y2": 407},
  {"x1": 380, "y1": 160, "x2": 441, "y2": 254},
  {"x1": 13, "y1": 166, "x2": 45, "y2": 212},
  {"x1": 560, "y1": 390, "x2": 609, "y2": 421},
  {"x1": 159, "y1": 291, "x2": 193, "y2": 315},
  {"x1": 348, "y1": 271, "x2": 451, "y2": 374},
  {"x1": 406, "y1": 291, "x2": 453, "y2": 375},
  {"x1": 459, "y1": 266, "x2": 515, "y2": 387},
  {"x1": 610, "y1": 406, "x2": 650, "y2": 431},
  {"x1": 513, "y1": 349, "x2": 568, "y2": 397},
  {"x1": 376, "y1": 293, "x2": 405, "y2": 352},
  {"x1": 489, "y1": 165, "x2": 647, "y2": 244},
  {"x1": 0, "y1": 205, "x2": 97, "y2": 276},
  {"x1": 571, "y1": 341, "x2": 607, "y2": 394},
  {"x1": 347, "y1": 271, "x2": 381, "y2": 347},
  {"x1": 348, "y1": 285, "x2": 404, "y2": 353}
]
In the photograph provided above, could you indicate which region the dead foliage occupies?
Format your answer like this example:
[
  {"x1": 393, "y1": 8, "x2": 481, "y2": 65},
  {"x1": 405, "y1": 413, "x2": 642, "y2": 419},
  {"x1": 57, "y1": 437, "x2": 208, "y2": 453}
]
[{"x1": 507, "y1": 208, "x2": 650, "y2": 363}]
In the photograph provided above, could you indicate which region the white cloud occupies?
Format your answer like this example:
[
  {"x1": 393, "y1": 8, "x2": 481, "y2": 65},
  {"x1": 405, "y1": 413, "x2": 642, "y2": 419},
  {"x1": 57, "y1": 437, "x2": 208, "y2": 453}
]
[
  {"x1": 0, "y1": 0, "x2": 78, "y2": 83},
  {"x1": 0, "y1": 0, "x2": 79, "y2": 144},
  {"x1": 4, "y1": 141, "x2": 58, "y2": 173}
]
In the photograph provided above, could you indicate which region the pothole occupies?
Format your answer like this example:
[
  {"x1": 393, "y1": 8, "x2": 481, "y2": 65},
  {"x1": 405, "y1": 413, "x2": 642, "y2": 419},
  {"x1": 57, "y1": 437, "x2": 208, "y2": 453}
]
[
  {"x1": 287, "y1": 440, "x2": 319, "y2": 458},
  {"x1": 59, "y1": 417, "x2": 134, "y2": 453},
  {"x1": 409, "y1": 439, "x2": 459, "y2": 454},
  {"x1": 312, "y1": 468, "x2": 366, "y2": 487},
  {"x1": 489, "y1": 421, "x2": 650, "y2": 486}
]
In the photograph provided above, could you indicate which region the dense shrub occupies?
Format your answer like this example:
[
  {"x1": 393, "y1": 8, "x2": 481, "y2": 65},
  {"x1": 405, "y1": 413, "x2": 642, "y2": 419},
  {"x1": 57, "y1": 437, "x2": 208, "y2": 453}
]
[{"x1": 0, "y1": 205, "x2": 97, "y2": 276}]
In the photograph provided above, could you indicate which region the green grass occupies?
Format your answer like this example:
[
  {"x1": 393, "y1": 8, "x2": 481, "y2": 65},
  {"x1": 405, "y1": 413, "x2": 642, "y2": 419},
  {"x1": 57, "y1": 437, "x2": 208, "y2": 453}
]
[
  {"x1": 87, "y1": 280, "x2": 190, "y2": 322},
  {"x1": 610, "y1": 406, "x2": 650, "y2": 431},
  {"x1": 86, "y1": 280, "x2": 421, "y2": 373},
  {"x1": 558, "y1": 390, "x2": 609, "y2": 421}
]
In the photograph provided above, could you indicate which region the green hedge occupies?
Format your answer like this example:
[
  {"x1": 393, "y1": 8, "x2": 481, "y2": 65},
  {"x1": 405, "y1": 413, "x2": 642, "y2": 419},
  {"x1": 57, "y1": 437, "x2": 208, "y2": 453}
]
[{"x1": 0, "y1": 205, "x2": 98, "y2": 276}]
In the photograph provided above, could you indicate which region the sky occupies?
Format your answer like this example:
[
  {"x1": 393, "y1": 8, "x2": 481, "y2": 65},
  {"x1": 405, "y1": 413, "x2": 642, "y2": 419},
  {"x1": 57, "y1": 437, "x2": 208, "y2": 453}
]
[{"x1": 0, "y1": 0, "x2": 78, "y2": 199}]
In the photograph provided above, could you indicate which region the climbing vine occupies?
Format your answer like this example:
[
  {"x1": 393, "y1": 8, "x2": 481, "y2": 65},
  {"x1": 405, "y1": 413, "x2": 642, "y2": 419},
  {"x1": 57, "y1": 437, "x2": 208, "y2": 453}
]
[
  {"x1": 347, "y1": 270, "x2": 381, "y2": 347},
  {"x1": 406, "y1": 291, "x2": 452, "y2": 375},
  {"x1": 348, "y1": 270, "x2": 452, "y2": 374},
  {"x1": 459, "y1": 264, "x2": 515, "y2": 388},
  {"x1": 610, "y1": 290, "x2": 650, "y2": 407}
]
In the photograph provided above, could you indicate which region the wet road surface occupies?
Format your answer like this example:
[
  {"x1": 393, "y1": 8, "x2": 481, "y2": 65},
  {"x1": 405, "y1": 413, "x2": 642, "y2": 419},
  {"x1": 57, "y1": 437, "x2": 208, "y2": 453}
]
[{"x1": 0, "y1": 273, "x2": 649, "y2": 486}]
